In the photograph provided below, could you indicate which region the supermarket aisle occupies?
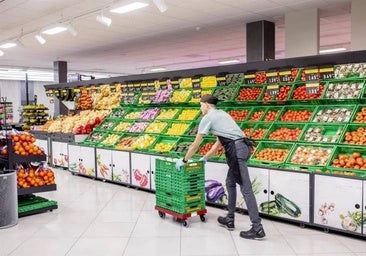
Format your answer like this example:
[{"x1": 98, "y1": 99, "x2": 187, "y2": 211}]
[{"x1": 1, "y1": 169, "x2": 365, "y2": 256}]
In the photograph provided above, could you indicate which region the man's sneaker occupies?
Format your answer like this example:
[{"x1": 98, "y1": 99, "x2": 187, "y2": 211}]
[
  {"x1": 239, "y1": 227, "x2": 266, "y2": 239},
  {"x1": 217, "y1": 216, "x2": 235, "y2": 230}
]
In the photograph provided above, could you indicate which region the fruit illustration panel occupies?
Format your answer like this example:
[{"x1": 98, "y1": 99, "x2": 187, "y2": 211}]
[
  {"x1": 204, "y1": 161, "x2": 228, "y2": 206},
  {"x1": 96, "y1": 149, "x2": 112, "y2": 180},
  {"x1": 112, "y1": 150, "x2": 131, "y2": 184},
  {"x1": 131, "y1": 152, "x2": 150, "y2": 189}
]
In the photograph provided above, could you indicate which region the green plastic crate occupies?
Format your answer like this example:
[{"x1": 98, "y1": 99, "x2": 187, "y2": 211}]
[
  {"x1": 84, "y1": 130, "x2": 106, "y2": 145},
  {"x1": 327, "y1": 145, "x2": 366, "y2": 174},
  {"x1": 169, "y1": 89, "x2": 193, "y2": 103},
  {"x1": 98, "y1": 118, "x2": 118, "y2": 131},
  {"x1": 240, "y1": 122, "x2": 256, "y2": 138},
  {"x1": 247, "y1": 107, "x2": 268, "y2": 122},
  {"x1": 155, "y1": 108, "x2": 181, "y2": 120},
  {"x1": 172, "y1": 137, "x2": 194, "y2": 156},
  {"x1": 165, "y1": 121, "x2": 193, "y2": 136},
  {"x1": 321, "y1": 167, "x2": 366, "y2": 178},
  {"x1": 112, "y1": 120, "x2": 134, "y2": 133},
  {"x1": 176, "y1": 108, "x2": 201, "y2": 121},
  {"x1": 260, "y1": 84, "x2": 293, "y2": 104},
  {"x1": 341, "y1": 124, "x2": 366, "y2": 145},
  {"x1": 225, "y1": 107, "x2": 253, "y2": 122},
  {"x1": 287, "y1": 143, "x2": 335, "y2": 167},
  {"x1": 288, "y1": 82, "x2": 326, "y2": 105},
  {"x1": 186, "y1": 121, "x2": 199, "y2": 136},
  {"x1": 235, "y1": 85, "x2": 265, "y2": 104},
  {"x1": 249, "y1": 141, "x2": 294, "y2": 166},
  {"x1": 195, "y1": 138, "x2": 224, "y2": 161},
  {"x1": 97, "y1": 132, "x2": 122, "y2": 148},
  {"x1": 144, "y1": 120, "x2": 169, "y2": 134},
  {"x1": 156, "y1": 191, "x2": 205, "y2": 204},
  {"x1": 114, "y1": 134, "x2": 138, "y2": 151},
  {"x1": 123, "y1": 108, "x2": 145, "y2": 120},
  {"x1": 277, "y1": 105, "x2": 316, "y2": 123},
  {"x1": 282, "y1": 164, "x2": 322, "y2": 173},
  {"x1": 265, "y1": 123, "x2": 304, "y2": 142},
  {"x1": 323, "y1": 78, "x2": 365, "y2": 103},
  {"x1": 261, "y1": 106, "x2": 283, "y2": 122},
  {"x1": 109, "y1": 108, "x2": 128, "y2": 119},
  {"x1": 350, "y1": 104, "x2": 366, "y2": 123},
  {"x1": 212, "y1": 85, "x2": 239, "y2": 103},
  {"x1": 125, "y1": 121, "x2": 150, "y2": 133},
  {"x1": 249, "y1": 122, "x2": 272, "y2": 140},
  {"x1": 299, "y1": 123, "x2": 345, "y2": 144},
  {"x1": 311, "y1": 105, "x2": 355, "y2": 123},
  {"x1": 151, "y1": 136, "x2": 179, "y2": 153}
]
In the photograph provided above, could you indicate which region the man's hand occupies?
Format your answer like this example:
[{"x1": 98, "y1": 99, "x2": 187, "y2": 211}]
[{"x1": 175, "y1": 158, "x2": 185, "y2": 170}]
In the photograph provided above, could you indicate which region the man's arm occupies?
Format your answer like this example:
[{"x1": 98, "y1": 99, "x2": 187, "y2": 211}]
[
  {"x1": 201, "y1": 137, "x2": 222, "y2": 160},
  {"x1": 183, "y1": 133, "x2": 204, "y2": 161}
]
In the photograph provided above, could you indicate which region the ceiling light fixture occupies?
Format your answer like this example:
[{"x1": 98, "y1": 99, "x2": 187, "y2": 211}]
[
  {"x1": 41, "y1": 24, "x2": 68, "y2": 35},
  {"x1": 35, "y1": 34, "x2": 46, "y2": 45},
  {"x1": 110, "y1": 1, "x2": 149, "y2": 14},
  {"x1": 0, "y1": 50, "x2": 4, "y2": 56},
  {"x1": 152, "y1": 0, "x2": 167, "y2": 12},
  {"x1": 319, "y1": 47, "x2": 346, "y2": 54},
  {"x1": 96, "y1": 11, "x2": 112, "y2": 27},
  {"x1": 0, "y1": 42, "x2": 17, "y2": 49},
  {"x1": 218, "y1": 59, "x2": 240, "y2": 65},
  {"x1": 150, "y1": 67, "x2": 166, "y2": 72},
  {"x1": 67, "y1": 24, "x2": 78, "y2": 36}
]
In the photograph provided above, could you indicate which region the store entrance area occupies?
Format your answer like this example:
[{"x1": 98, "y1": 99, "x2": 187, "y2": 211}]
[{"x1": 0, "y1": 169, "x2": 364, "y2": 256}]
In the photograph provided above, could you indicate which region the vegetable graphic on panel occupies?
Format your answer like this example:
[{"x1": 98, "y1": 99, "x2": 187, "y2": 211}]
[
  {"x1": 317, "y1": 202, "x2": 335, "y2": 225},
  {"x1": 339, "y1": 211, "x2": 366, "y2": 232},
  {"x1": 259, "y1": 193, "x2": 301, "y2": 218},
  {"x1": 205, "y1": 179, "x2": 227, "y2": 204}
]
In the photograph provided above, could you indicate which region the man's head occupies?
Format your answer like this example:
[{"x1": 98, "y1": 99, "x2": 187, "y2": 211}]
[{"x1": 200, "y1": 94, "x2": 218, "y2": 115}]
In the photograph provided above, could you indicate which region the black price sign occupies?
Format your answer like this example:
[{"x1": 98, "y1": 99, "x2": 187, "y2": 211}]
[
  {"x1": 266, "y1": 72, "x2": 279, "y2": 85},
  {"x1": 279, "y1": 70, "x2": 292, "y2": 83},
  {"x1": 266, "y1": 84, "x2": 279, "y2": 95},
  {"x1": 149, "y1": 94, "x2": 156, "y2": 100},
  {"x1": 304, "y1": 68, "x2": 319, "y2": 82},
  {"x1": 192, "y1": 78, "x2": 200, "y2": 89},
  {"x1": 306, "y1": 82, "x2": 320, "y2": 94},
  {"x1": 193, "y1": 91, "x2": 201, "y2": 99},
  {"x1": 160, "y1": 81, "x2": 168, "y2": 90},
  {"x1": 46, "y1": 90, "x2": 54, "y2": 97},
  {"x1": 141, "y1": 94, "x2": 150, "y2": 101},
  {"x1": 133, "y1": 83, "x2": 141, "y2": 92},
  {"x1": 319, "y1": 67, "x2": 334, "y2": 80},
  {"x1": 110, "y1": 85, "x2": 116, "y2": 93},
  {"x1": 171, "y1": 80, "x2": 180, "y2": 89},
  {"x1": 244, "y1": 74, "x2": 256, "y2": 84},
  {"x1": 147, "y1": 82, "x2": 155, "y2": 92},
  {"x1": 217, "y1": 76, "x2": 226, "y2": 86}
]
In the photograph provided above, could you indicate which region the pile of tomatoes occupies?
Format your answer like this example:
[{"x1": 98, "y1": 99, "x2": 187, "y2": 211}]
[
  {"x1": 17, "y1": 166, "x2": 55, "y2": 188},
  {"x1": 251, "y1": 128, "x2": 268, "y2": 139},
  {"x1": 10, "y1": 133, "x2": 44, "y2": 156},
  {"x1": 332, "y1": 152, "x2": 366, "y2": 170},
  {"x1": 279, "y1": 109, "x2": 313, "y2": 122},
  {"x1": 268, "y1": 127, "x2": 302, "y2": 141},
  {"x1": 343, "y1": 127, "x2": 366, "y2": 145},
  {"x1": 263, "y1": 110, "x2": 279, "y2": 122},
  {"x1": 198, "y1": 142, "x2": 223, "y2": 157},
  {"x1": 292, "y1": 84, "x2": 325, "y2": 100},
  {"x1": 236, "y1": 87, "x2": 262, "y2": 101},
  {"x1": 353, "y1": 107, "x2": 366, "y2": 123},
  {"x1": 227, "y1": 109, "x2": 250, "y2": 121},
  {"x1": 253, "y1": 148, "x2": 289, "y2": 162},
  {"x1": 262, "y1": 85, "x2": 291, "y2": 102},
  {"x1": 249, "y1": 110, "x2": 264, "y2": 121}
]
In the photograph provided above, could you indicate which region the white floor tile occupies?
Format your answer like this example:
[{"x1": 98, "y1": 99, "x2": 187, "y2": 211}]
[
  {"x1": 6, "y1": 169, "x2": 365, "y2": 256},
  {"x1": 9, "y1": 237, "x2": 75, "y2": 256},
  {"x1": 285, "y1": 234, "x2": 353, "y2": 254},
  {"x1": 66, "y1": 237, "x2": 128, "y2": 256},
  {"x1": 123, "y1": 237, "x2": 180, "y2": 256}
]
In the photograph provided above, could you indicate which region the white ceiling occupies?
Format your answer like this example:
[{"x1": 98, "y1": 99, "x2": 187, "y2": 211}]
[{"x1": 0, "y1": 0, "x2": 352, "y2": 78}]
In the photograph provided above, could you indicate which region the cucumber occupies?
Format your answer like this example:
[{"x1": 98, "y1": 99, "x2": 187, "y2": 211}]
[{"x1": 275, "y1": 193, "x2": 301, "y2": 218}]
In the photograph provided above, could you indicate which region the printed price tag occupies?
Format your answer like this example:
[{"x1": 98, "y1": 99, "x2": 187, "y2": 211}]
[
  {"x1": 244, "y1": 74, "x2": 256, "y2": 84},
  {"x1": 306, "y1": 82, "x2": 320, "y2": 94},
  {"x1": 171, "y1": 80, "x2": 180, "y2": 89},
  {"x1": 304, "y1": 68, "x2": 319, "y2": 82},
  {"x1": 141, "y1": 94, "x2": 149, "y2": 101},
  {"x1": 160, "y1": 81, "x2": 168, "y2": 90},
  {"x1": 216, "y1": 76, "x2": 227, "y2": 86},
  {"x1": 279, "y1": 70, "x2": 292, "y2": 83},
  {"x1": 266, "y1": 72, "x2": 279, "y2": 85},
  {"x1": 319, "y1": 67, "x2": 334, "y2": 80},
  {"x1": 192, "y1": 78, "x2": 201, "y2": 89},
  {"x1": 266, "y1": 84, "x2": 279, "y2": 95},
  {"x1": 109, "y1": 85, "x2": 116, "y2": 93},
  {"x1": 192, "y1": 91, "x2": 201, "y2": 98}
]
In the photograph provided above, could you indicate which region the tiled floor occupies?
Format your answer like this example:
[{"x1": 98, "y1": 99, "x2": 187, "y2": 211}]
[{"x1": 1, "y1": 169, "x2": 365, "y2": 256}]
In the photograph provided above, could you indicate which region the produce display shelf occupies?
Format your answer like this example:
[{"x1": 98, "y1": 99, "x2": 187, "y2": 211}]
[
  {"x1": 18, "y1": 184, "x2": 57, "y2": 196},
  {"x1": 234, "y1": 84, "x2": 265, "y2": 105},
  {"x1": 323, "y1": 78, "x2": 365, "y2": 104},
  {"x1": 311, "y1": 104, "x2": 356, "y2": 123},
  {"x1": 195, "y1": 138, "x2": 224, "y2": 161},
  {"x1": 299, "y1": 123, "x2": 345, "y2": 144},
  {"x1": 225, "y1": 106, "x2": 253, "y2": 122},
  {"x1": 212, "y1": 85, "x2": 239, "y2": 103},
  {"x1": 248, "y1": 141, "x2": 294, "y2": 167},
  {"x1": 341, "y1": 123, "x2": 366, "y2": 145},
  {"x1": 277, "y1": 105, "x2": 316, "y2": 123},
  {"x1": 286, "y1": 143, "x2": 335, "y2": 168},
  {"x1": 350, "y1": 104, "x2": 366, "y2": 123},
  {"x1": 150, "y1": 135, "x2": 179, "y2": 154},
  {"x1": 248, "y1": 122, "x2": 272, "y2": 140},
  {"x1": 287, "y1": 82, "x2": 326, "y2": 105},
  {"x1": 260, "y1": 83, "x2": 293, "y2": 104},
  {"x1": 327, "y1": 145, "x2": 366, "y2": 175},
  {"x1": 172, "y1": 137, "x2": 194, "y2": 156},
  {"x1": 265, "y1": 122, "x2": 305, "y2": 142},
  {"x1": 261, "y1": 106, "x2": 283, "y2": 122},
  {"x1": 169, "y1": 89, "x2": 193, "y2": 104}
]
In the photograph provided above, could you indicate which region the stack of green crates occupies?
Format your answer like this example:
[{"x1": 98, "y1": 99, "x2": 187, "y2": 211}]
[{"x1": 155, "y1": 159, "x2": 205, "y2": 214}]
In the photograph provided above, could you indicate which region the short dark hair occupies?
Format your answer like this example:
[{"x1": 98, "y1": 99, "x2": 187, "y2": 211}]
[{"x1": 200, "y1": 94, "x2": 219, "y2": 105}]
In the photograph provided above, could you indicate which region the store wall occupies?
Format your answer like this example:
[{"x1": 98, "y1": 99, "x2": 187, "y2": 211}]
[{"x1": 0, "y1": 80, "x2": 54, "y2": 124}]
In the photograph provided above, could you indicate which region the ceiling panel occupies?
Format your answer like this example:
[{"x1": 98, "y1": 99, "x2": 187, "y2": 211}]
[{"x1": 0, "y1": 0, "x2": 355, "y2": 76}]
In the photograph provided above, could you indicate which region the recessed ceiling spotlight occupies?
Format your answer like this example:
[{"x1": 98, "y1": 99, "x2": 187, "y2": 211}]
[{"x1": 110, "y1": 1, "x2": 149, "y2": 14}]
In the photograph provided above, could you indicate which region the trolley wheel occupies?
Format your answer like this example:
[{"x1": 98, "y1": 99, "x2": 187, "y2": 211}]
[
  {"x1": 200, "y1": 215, "x2": 207, "y2": 222},
  {"x1": 182, "y1": 219, "x2": 190, "y2": 227},
  {"x1": 158, "y1": 211, "x2": 166, "y2": 219}
]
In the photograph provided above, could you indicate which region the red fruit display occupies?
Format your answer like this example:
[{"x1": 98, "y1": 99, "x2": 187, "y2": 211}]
[
  {"x1": 227, "y1": 109, "x2": 250, "y2": 121},
  {"x1": 236, "y1": 87, "x2": 262, "y2": 101},
  {"x1": 268, "y1": 127, "x2": 302, "y2": 141},
  {"x1": 10, "y1": 133, "x2": 44, "y2": 156},
  {"x1": 292, "y1": 84, "x2": 325, "y2": 100},
  {"x1": 251, "y1": 128, "x2": 267, "y2": 139},
  {"x1": 280, "y1": 109, "x2": 313, "y2": 122},
  {"x1": 198, "y1": 142, "x2": 223, "y2": 156}
]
